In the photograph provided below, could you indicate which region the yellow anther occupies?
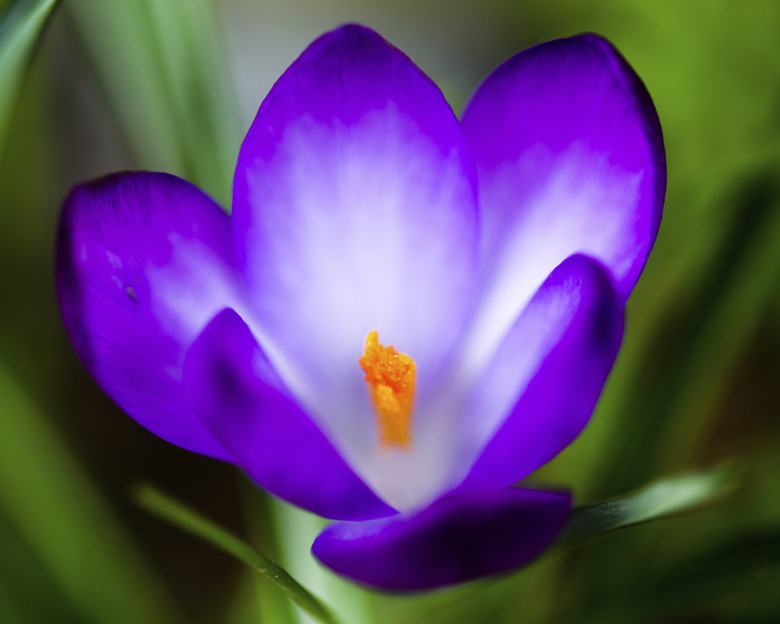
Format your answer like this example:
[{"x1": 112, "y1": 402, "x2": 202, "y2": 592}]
[{"x1": 359, "y1": 331, "x2": 416, "y2": 447}]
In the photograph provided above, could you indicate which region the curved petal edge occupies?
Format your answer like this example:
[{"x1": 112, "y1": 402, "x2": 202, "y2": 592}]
[
  {"x1": 456, "y1": 254, "x2": 624, "y2": 495},
  {"x1": 460, "y1": 33, "x2": 665, "y2": 365},
  {"x1": 231, "y1": 25, "x2": 480, "y2": 475},
  {"x1": 312, "y1": 487, "x2": 571, "y2": 591},
  {"x1": 184, "y1": 308, "x2": 396, "y2": 521},
  {"x1": 57, "y1": 172, "x2": 240, "y2": 460}
]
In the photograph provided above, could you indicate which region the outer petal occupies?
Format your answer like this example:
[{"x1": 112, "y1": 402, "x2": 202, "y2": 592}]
[
  {"x1": 184, "y1": 309, "x2": 395, "y2": 521},
  {"x1": 461, "y1": 33, "x2": 664, "y2": 370},
  {"x1": 57, "y1": 172, "x2": 242, "y2": 459},
  {"x1": 312, "y1": 487, "x2": 571, "y2": 591},
  {"x1": 232, "y1": 25, "x2": 479, "y2": 495},
  {"x1": 454, "y1": 255, "x2": 623, "y2": 495}
]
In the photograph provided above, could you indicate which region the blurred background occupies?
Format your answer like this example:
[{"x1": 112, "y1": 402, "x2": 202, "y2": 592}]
[{"x1": 1, "y1": 0, "x2": 779, "y2": 622}]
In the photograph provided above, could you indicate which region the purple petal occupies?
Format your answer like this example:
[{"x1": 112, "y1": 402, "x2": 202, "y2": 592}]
[
  {"x1": 312, "y1": 487, "x2": 571, "y2": 590},
  {"x1": 57, "y1": 172, "x2": 243, "y2": 459},
  {"x1": 184, "y1": 308, "x2": 396, "y2": 521},
  {"x1": 454, "y1": 254, "x2": 623, "y2": 495},
  {"x1": 232, "y1": 25, "x2": 478, "y2": 487},
  {"x1": 460, "y1": 33, "x2": 664, "y2": 370}
]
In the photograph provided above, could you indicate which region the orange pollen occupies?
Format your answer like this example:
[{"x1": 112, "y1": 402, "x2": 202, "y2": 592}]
[{"x1": 358, "y1": 331, "x2": 416, "y2": 447}]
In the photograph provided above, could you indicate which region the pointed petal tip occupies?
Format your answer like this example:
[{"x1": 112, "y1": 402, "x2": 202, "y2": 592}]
[{"x1": 319, "y1": 23, "x2": 382, "y2": 42}]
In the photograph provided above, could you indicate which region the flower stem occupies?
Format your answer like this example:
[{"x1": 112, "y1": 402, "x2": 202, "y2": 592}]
[{"x1": 270, "y1": 497, "x2": 375, "y2": 624}]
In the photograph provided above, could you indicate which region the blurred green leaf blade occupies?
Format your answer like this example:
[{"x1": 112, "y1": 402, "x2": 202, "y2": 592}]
[
  {"x1": 134, "y1": 483, "x2": 340, "y2": 624},
  {"x1": 0, "y1": 361, "x2": 185, "y2": 624},
  {"x1": 559, "y1": 465, "x2": 740, "y2": 547},
  {"x1": 67, "y1": 0, "x2": 239, "y2": 202},
  {"x1": 0, "y1": 0, "x2": 58, "y2": 149}
]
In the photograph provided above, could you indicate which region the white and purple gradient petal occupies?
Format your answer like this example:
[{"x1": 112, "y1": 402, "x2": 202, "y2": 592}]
[
  {"x1": 232, "y1": 24, "x2": 479, "y2": 507},
  {"x1": 57, "y1": 172, "x2": 243, "y2": 459},
  {"x1": 184, "y1": 309, "x2": 395, "y2": 521},
  {"x1": 453, "y1": 254, "x2": 624, "y2": 495},
  {"x1": 460, "y1": 33, "x2": 665, "y2": 374},
  {"x1": 403, "y1": 253, "x2": 623, "y2": 508},
  {"x1": 313, "y1": 487, "x2": 571, "y2": 590}
]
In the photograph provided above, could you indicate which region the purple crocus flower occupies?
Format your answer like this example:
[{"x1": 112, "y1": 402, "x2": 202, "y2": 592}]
[{"x1": 57, "y1": 25, "x2": 665, "y2": 591}]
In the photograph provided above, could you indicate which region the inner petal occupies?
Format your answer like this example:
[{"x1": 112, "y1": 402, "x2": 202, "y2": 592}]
[
  {"x1": 232, "y1": 26, "x2": 479, "y2": 510},
  {"x1": 461, "y1": 143, "x2": 643, "y2": 376},
  {"x1": 283, "y1": 328, "x2": 459, "y2": 513}
]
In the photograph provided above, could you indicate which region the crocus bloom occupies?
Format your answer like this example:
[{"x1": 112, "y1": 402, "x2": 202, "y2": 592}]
[{"x1": 57, "y1": 25, "x2": 665, "y2": 590}]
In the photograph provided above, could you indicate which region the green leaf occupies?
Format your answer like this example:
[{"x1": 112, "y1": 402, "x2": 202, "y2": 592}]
[
  {"x1": 133, "y1": 483, "x2": 340, "y2": 624},
  {"x1": 558, "y1": 464, "x2": 740, "y2": 547},
  {"x1": 66, "y1": 0, "x2": 239, "y2": 203},
  {"x1": 0, "y1": 361, "x2": 185, "y2": 624},
  {"x1": 0, "y1": 0, "x2": 58, "y2": 150}
]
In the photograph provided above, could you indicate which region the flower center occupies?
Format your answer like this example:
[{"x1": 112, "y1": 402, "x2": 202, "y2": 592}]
[{"x1": 359, "y1": 331, "x2": 416, "y2": 448}]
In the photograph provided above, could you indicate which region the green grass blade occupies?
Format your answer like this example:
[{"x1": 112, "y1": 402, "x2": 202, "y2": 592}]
[
  {"x1": 558, "y1": 465, "x2": 740, "y2": 547},
  {"x1": 66, "y1": 0, "x2": 239, "y2": 202},
  {"x1": 0, "y1": 0, "x2": 58, "y2": 149},
  {"x1": 0, "y1": 361, "x2": 185, "y2": 624},
  {"x1": 134, "y1": 483, "x2": 340, "y2": 624}
]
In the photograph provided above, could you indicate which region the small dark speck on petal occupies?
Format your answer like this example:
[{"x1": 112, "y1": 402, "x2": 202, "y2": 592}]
[{"x1": 126, "y1": 286, "x2": 138, "y2": 302}]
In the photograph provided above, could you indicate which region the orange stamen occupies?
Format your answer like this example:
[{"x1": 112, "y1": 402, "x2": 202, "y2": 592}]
[{"x1": 359, "y1": 331, "x2": 416, "y2": 447}]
